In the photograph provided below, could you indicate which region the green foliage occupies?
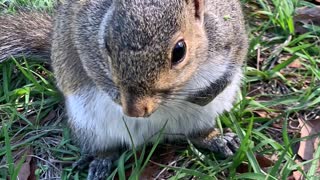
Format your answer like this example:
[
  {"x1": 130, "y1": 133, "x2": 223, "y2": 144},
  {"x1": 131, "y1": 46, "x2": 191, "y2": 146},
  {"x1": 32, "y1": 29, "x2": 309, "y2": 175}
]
[{"x1": 1, "y1": 0, "x2": 320, "y2": 179}]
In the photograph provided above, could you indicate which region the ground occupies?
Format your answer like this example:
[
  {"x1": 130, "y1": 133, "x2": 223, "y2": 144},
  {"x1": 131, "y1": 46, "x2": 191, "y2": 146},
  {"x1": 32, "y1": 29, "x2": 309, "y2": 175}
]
[{"x1": 0, "y1": 0, "x2": 320, "y2": 179}]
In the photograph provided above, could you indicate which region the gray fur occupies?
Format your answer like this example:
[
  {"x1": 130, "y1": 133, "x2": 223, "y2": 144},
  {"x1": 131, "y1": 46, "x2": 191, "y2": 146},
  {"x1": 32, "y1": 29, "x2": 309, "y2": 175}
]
[
  {"x1": 51, "y1": 0, "x2": 248, "y2": 150},
  {"x1": 0, "y1": 1, "x2": 248, "y2": 177},
  {"x1": 0, "y1": 11, "x2": 52, "y2": 62}
]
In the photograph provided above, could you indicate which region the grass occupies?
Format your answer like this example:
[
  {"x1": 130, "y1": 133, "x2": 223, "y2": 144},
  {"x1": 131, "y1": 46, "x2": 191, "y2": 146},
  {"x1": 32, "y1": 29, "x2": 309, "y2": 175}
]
[{"x1": 1, "y1": 0, "x2": 320, "y2": 179}]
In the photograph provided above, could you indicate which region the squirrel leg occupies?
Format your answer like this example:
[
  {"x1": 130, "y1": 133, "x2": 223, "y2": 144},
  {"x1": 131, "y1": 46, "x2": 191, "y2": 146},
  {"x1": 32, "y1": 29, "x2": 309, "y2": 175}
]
[
  {"x1": 87, "y1": 157, "x2": 114, "y2": 180},
  {"x1": 191, "y1": 128, "x2": 240, "y2": 158},
  {"x1": 72, "y1": 152, "x2": 118, "y2": 180},
  {"x1": 72, "y1": 154, "x2": 95, "y2": 170}
]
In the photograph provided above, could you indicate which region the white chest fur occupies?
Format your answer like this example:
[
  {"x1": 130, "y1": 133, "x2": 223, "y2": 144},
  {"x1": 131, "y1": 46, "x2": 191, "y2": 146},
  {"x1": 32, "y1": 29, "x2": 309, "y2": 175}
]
[{"x1": 65, "y1": 75, "x2": 240, "y2": 153}]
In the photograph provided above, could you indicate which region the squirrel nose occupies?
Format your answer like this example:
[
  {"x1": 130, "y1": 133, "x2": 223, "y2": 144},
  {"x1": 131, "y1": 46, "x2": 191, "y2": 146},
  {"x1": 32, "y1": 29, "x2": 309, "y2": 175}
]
[
  {"x1": 125, "y1": 104, "x2": 149, "y2": 117},
  {"x1": 121, "y1": 96, "x2": 158, "y2": 118}
]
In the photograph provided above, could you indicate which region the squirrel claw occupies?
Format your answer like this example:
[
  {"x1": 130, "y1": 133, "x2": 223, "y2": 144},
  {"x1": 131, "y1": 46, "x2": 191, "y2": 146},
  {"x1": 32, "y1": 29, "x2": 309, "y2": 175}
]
[
  {"x1": 207, "y1": 132, "x2": 240, "y2": 158},
  {"x1": 87, "y1": 158, "x2": 113, "y2": 180},
  {"x1": 191, "y1": 129, "x2": 240, "y2": 158},
  {"x1": 72, "y1": 155, "x2": 114, "y2": 180}
]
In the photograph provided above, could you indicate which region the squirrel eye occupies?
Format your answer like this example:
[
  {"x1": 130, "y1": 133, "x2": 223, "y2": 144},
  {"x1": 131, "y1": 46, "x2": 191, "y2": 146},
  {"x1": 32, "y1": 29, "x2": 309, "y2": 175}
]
[{"x1": 171, "y1": 40, "x2": 187, "y2": 66}]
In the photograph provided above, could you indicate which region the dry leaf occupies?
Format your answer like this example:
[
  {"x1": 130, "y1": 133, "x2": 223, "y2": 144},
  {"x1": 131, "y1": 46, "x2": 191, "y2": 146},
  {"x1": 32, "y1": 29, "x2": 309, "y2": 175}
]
[
  {"x1": 139, "y1": 145, "x2": 177, "y2": 179},
  {"x1": 40, "y1": 110, "x2": 57, "y2": 125},
  {"x1": 256, "y1": 154, "x2": 274, "y2": 168},
  {"x1": 292, "y1": 159, "x2": 304, "y2": 180},
  {"x1": 15, "y1": 148, "x2": 34, "y2": 180},
  {"x1": 288, "y1": 60, "x2": 302, "y2": 68},
  {"x1": 294, "y1": 6, "x2": 320, "y2": 34},
  {"x1": 237, "y1": 154, "x2": 274, "y2": 173},
  {"x1": 297, "y1": 118, "x2": 320, "y2": 160},
  {"x1": 115, "y1": 145, "x2": 179, "y2": 180},
  {"x1": 254, "y1": 110, "x2": 269, "y2": 118},
  {"x1": 292, "y1": 118, "x2": 320, "y2": 179}
]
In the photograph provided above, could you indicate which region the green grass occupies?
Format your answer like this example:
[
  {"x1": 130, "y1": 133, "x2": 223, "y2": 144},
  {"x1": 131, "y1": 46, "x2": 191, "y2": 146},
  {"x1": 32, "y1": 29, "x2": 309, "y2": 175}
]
[{"x1": 1, "y1": 0, "x2": 320, "y2": 179}]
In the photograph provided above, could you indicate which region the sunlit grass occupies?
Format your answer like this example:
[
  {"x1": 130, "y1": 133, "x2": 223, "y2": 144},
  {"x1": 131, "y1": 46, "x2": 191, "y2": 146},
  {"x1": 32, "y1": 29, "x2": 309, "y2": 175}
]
[{"x1": 1, "y1": 0, "x2": 320, "y2": 179}]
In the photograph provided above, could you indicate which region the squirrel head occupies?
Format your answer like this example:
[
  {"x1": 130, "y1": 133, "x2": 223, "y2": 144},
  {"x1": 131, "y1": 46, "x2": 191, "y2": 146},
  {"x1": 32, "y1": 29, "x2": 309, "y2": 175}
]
[
  {"x1": 93, "y1": 0, "x2": 208, "y2": 118},
  {"x1": 108, "y1": 0, "x2": 209, "y2": 117},
  {"x1": 74, "y1": 0, "x2": 247, "y2": 118}
]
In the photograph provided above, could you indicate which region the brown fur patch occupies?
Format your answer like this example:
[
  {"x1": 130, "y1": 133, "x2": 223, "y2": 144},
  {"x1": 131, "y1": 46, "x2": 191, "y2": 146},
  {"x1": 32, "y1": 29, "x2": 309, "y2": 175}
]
[{"x1": 154, "y1": 8, "x2": 207, "y2": 92}]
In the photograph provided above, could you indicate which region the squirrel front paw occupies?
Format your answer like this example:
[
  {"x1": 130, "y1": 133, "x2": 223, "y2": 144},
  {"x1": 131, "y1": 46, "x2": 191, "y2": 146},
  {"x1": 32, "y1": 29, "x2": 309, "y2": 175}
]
[
  {"x1": 72, "y1": 154, "x2": 116, "y2": 180},
  {"x1": 87, "y1": 158, "x2": 113, "y2": 180},
  {"x1": 191, "y1": 128, "x2": 240, "y2": 158}
]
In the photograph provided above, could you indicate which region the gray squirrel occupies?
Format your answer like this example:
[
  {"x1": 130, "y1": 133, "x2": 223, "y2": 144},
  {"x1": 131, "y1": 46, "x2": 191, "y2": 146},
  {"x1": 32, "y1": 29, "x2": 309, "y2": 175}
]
[{"x1": 0, "y1": 0, "x2": 248, "y2": 179}]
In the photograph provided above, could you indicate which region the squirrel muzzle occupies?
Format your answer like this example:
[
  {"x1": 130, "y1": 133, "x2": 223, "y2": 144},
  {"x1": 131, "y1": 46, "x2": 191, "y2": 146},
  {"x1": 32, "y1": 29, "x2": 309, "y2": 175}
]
[{"x1": 121, "y1": 95, "x2": 159, "y2": 118}]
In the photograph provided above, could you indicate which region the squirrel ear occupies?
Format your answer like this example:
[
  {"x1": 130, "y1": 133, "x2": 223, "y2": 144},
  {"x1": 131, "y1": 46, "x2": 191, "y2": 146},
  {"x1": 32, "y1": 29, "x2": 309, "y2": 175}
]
[{"x1": 193, "y1": 0, "x2": 204, "y2": 24}]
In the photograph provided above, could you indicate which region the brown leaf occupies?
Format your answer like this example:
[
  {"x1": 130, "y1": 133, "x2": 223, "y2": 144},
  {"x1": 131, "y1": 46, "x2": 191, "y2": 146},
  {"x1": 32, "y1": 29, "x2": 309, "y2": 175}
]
[
  {"x1": 24, "y1": 110, "x2": 56, "y2": 126},
  {"x1": 256, "y1": 154, "x2": 274, "y2": 168},
  {"x1": 294, "y1": 6, "x2": 320, "y2": 34},
  {"x1": 237, "y1": 154, "x2": 274, "y2": 173},
  {"x1": 288, "y1": 60, "x2": 302, "y2": 68},
  {"x1": 15, "y1": 148, "x2": 34, "y2": 180},
  {"x1": 292, "y1": 159, "x2": 304, "y2": 180},
  {"x1": 254, "y1": 110, "x2": 269, "y2": 118},
  {"x1": 139, "y1": 145, "x2": 177, "y2": 179},
  {"x1": 297, "y1": 118, "x2": 320, "y2": 160},
  {"x1": 236, "y1": 162, "x2": 249, "y2": 174},
  {"x1": 40, "y1": 110, "x2": 57, "y2": 125},
  {"x1": 292, "y1": 172, "x2": 302, "y2": 180},
  {"x1": 114, "y1": 145, "x2": 180, "y2": 180},
  {"x1": 139, "y1": 163, "x2": 161, "y2": 180},
  {"x1": 292, "y1": 118, "x2": 320, "y2": 179}
]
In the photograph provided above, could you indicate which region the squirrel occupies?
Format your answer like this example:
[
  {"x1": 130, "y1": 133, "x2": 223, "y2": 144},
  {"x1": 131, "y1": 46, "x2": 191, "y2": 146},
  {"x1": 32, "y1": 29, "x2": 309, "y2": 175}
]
[{"x1": 0, "y1": 0, "x2": 248, "y2": 179}]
